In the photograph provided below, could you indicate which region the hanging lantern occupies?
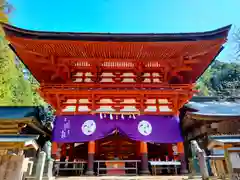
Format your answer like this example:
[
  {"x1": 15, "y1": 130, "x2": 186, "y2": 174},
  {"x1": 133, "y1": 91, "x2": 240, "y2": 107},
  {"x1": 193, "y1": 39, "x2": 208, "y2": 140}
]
[
  {"x1": 132, "y1": 114, "x2": 136, "y2": 119},
  {"x1": 110, "y1": 113, "x2": 113, "y2": 120}
]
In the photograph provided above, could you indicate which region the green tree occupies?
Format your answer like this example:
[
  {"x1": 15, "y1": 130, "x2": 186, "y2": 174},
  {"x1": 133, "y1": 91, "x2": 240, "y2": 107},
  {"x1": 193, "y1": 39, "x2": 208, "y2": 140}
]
[
  {"x1": 0, "y1": 5, "x2": 45, "y2": 106},
  {"x1": 196, "y1": 60, "x2": 240, "y2": 97}
]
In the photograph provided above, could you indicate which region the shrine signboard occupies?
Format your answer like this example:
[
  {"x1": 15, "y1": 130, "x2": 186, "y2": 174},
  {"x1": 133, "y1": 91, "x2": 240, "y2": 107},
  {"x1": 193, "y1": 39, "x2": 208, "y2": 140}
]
[
  {"x1": 228, "y1": 148, "x2": 240, "y2": 180},
  {"x1": 0, "y1": 155, "x2": 24, "y2": 180}
]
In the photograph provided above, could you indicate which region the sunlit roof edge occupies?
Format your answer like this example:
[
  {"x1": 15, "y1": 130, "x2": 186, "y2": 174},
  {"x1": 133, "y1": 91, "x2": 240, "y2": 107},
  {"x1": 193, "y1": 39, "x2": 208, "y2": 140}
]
[{"x1": 1, "y1": 23, "x2": 231, "y2": 42}]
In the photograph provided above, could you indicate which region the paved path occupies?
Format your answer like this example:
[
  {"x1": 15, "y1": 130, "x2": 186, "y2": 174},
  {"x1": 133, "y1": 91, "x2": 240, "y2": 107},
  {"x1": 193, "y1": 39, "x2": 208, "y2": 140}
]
[{"x1": 56, "y1": 176, "x2": 189, "y2": 180}]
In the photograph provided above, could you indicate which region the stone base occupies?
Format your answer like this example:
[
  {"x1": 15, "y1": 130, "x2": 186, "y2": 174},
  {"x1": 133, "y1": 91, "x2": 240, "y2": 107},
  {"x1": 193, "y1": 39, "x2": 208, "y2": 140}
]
[
  {"x1": 42, "y1": 177, "x2": 55, "y2": 180},
  {"x1": 26, "y1": 177, "x2": 55, "y2": 180},
  {"x1": 43, "y1": 159, "x2": 54, "y2": 178},
  {"x1": 86, "y1": 170, "x2": 95, "y2": 176},
  {"x1": 139, "y1": 170, "x2": 150, "y2": 175},
  {"x1": 180, "y1": 169, "x2": 189, "y2": 174}
]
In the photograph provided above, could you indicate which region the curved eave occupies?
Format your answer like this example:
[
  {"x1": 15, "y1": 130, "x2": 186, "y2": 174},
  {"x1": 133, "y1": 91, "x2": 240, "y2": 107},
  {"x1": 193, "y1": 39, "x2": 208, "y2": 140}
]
[
  {"x1": 1, "y1": 23, "x2": 231, "y2": 42},
  {"x1": 195, "y1": 46, "x2": 224, "y2": 81},
  {"x1": 188, "y1": 113, "x2": 240, "y2": 121}
]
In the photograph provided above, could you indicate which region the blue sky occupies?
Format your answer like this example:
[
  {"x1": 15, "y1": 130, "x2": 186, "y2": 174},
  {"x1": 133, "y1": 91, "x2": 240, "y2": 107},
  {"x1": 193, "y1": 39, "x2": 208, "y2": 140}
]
[{"x1": 8, "y1": 0, "x2": 240, "y2": 62}]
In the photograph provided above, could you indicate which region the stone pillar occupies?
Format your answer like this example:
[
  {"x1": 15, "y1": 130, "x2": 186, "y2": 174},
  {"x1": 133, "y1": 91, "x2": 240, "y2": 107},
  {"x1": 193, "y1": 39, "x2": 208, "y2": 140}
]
[
  {"x1": 198, "y1": 151, "x2": 209, "y2": 180},
  {"x1": 36, "y1": 151, "x2": 46, "y2": 180},
  {"x1": 86, "y1": 141, "x2": 95, "y2": 176},
  {"x1": 140, "y1": 141, "x2": 150, "y2": 175},
  {"x1": 44, "y1": 159, "x2": 54, "y2": 180},
  {"x1": 177, "y1": 142, "x2": 188, "y2": 174}
]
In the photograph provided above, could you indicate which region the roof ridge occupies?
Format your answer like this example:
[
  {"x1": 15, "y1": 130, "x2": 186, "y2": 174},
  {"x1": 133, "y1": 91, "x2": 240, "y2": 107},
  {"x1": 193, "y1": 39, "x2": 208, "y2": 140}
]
[{"x1": 1, "y1": 23, "x2": 231, "y2": 42}]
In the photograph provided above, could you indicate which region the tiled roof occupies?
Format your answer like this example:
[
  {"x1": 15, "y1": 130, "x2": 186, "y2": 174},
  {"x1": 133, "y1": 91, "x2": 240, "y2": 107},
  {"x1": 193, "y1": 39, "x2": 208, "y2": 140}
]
[
  {"x1": 185, "y1": 101, "x2": 240, "y2": 116},
  {"x1": 0, "y1": 107, "x2": 38, "y2": 119},
  {"x1": 209, "y1": 135, "x2": 240, "y2": 143},
  {"x1": 1, "y1": 23, "x2": 231, "y2": 42},
  {"x1": 0, "y1": 134, "x2": 39, "y2": 142}
]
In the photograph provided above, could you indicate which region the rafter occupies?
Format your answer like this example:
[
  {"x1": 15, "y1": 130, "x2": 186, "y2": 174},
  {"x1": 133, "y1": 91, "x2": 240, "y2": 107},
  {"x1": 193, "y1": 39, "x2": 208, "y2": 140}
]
[
  {"x1": 9, "y1": 36, "x2": 221, "y2": 84},
  {"x1": 38, "y1": 84, "x2": 194, "y2": 115}
]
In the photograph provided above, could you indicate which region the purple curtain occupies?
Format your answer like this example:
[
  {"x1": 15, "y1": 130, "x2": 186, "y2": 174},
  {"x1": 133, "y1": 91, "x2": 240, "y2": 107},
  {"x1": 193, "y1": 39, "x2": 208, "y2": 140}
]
[
  {"x1": 52, "y1": 115, "x2": 182, "y2": 143},
  {"x1": 117, "y1": 115, "x2": 182, "y2": 143}
]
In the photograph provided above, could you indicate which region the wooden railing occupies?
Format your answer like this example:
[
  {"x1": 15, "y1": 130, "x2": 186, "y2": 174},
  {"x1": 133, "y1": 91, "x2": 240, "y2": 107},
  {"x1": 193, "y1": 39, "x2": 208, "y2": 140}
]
[
  {"x1": 188, "y1": 155, "x2": 230, "y2": 179},
  {"x1": 94, "y1": 160, "x2": 140, "y2": 176},
  {"x1": 207, "y1": 155, "x2": 229, "y2": 179},
  {"x1": 54, "y1": 161, "x2": 87, "y2": 176},
  {"x1": 149, "y1": 161, "x2": 181, "y2": 175},
  {"x1": 53, "y1": 160, "x2": 186, "y2": 176}
]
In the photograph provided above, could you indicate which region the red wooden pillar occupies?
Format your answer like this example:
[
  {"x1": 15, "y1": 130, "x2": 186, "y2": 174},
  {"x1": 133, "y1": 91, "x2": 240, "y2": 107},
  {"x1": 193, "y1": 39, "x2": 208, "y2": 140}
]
[
  {"x1": 86, "y1": 141, "x2": 95, "y2": 176},
  {"x1": 60, "y1": 144, "x2": 67, "y2": 158},
  {"x1": 69, "y1": 143, "x2": 74, "y2": 161},
  {"x1": 177, "y1": 142, "x2": 188, "y2": 174},
  {"x1": 140, "y1": 141, "x2": 150, "y2": 175},
  {"x1": 51, "y1": 142, "x2": 58, "y2": 159},
  {"x1": 59, "y1": 144, "x2": 67, "y2": 170},
  {"x1": 167, "y1": 144, "x2": 174, "y2": 159}
]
